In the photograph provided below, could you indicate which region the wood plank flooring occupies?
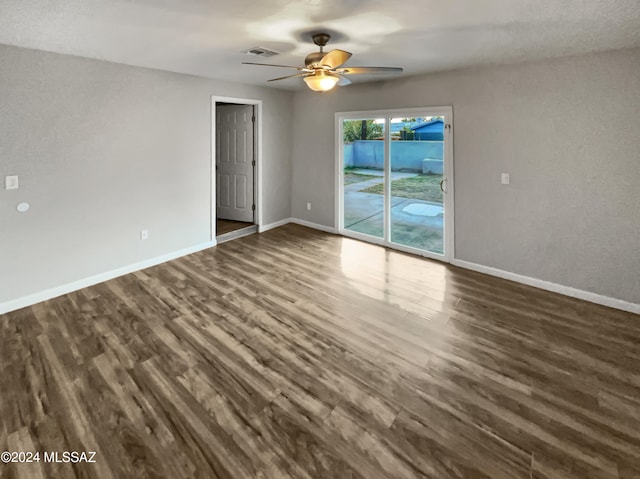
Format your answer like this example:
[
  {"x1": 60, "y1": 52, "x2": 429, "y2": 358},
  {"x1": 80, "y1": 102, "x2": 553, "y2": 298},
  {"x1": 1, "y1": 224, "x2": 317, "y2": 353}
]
[
  {"x1": 216, "y1": 219, "x2": 253, "y2": 236},
  {"x1": 1, "y1": 224, "x2": 639, "y2": 479}
]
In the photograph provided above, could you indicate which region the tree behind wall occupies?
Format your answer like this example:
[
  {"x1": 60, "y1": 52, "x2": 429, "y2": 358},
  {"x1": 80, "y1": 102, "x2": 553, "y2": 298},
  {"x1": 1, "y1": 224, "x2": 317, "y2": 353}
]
[{"x1": 343, "y1": 120, "x2": 383, "y2": 142}]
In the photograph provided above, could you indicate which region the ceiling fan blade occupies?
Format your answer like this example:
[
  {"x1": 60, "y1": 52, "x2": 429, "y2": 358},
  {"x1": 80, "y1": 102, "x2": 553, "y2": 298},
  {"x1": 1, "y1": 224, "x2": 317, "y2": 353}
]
[
  {"x1": 242, "y1": 62, "x2": 312, "y2": 72},
  {"x1": 320, "y1": 49, "x2": 352, "y2": 69},
  {"x1": 337, "y1": 75, "x2": 352, "y2": 86},
  {"x1": 335, "y1": 66, "x2": 403, "y2": 75},
  {"x1": 267, "y1": 73, "x2": 308, "y2": 82}
]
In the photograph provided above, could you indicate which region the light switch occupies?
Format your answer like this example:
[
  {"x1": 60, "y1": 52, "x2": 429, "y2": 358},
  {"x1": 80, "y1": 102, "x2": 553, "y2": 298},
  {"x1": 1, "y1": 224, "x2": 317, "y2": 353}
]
[
  {"x1": 5, "y1": 175, "x2": 19, "y2": 190},
  {"x1": 501, "y1": 173, "x2": 510, "y2": 185}
]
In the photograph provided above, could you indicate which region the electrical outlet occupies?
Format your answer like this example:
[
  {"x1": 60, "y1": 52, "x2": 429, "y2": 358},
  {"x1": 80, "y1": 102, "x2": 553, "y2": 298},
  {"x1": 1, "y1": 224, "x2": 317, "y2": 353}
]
[
  {"x1": 501, "y1": 173, "x2": 510, "y2": 185},
  {"x1": 306, "y1": 202, "x2": 311, "y2": 211},
  {"x1": 5, "y1": 175, "x2": 19, "y2": 190},
  {"x1": 140, "y1": 229, "x2": 149, "y2": 241}
]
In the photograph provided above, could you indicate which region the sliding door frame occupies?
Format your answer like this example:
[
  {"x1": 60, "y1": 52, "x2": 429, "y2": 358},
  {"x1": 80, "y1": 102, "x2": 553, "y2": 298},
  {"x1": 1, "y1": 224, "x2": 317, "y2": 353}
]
[{"x1": 335, "y1": 106, "x2": 454, "y2": 262}]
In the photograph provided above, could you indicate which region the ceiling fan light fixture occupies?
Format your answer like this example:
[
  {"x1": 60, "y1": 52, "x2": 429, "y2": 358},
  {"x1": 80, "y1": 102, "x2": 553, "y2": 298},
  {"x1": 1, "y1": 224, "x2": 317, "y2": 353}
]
[
  {"x1": 243, "y1": 33, "x2": 402, "y2": 90},
  {"x1": 303, "y1": 71, "x2": 339, "y2": 92}
]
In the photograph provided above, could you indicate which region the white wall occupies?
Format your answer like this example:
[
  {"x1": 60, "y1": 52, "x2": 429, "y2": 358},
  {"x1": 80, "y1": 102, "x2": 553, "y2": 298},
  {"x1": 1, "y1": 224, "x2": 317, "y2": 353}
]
[
  {"x1": 291, "y1": 47, "x2": 640, "y2": 304},
  {"x1": 0, "y1": 44, "x2": 293, "y2": 306}
]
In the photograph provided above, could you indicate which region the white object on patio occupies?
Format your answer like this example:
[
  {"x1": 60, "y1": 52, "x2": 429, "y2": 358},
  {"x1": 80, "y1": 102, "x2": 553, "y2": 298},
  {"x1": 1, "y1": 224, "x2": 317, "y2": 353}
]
[{"x1": 402, "y1": 203, "x2": 443, "y2": 217}]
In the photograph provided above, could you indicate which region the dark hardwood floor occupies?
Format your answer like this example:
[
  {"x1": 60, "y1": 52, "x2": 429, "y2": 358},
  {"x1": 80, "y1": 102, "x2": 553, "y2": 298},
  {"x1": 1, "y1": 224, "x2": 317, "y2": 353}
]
[{"x1": 1, "y1": 224, "x2": 639, "y2": 479}]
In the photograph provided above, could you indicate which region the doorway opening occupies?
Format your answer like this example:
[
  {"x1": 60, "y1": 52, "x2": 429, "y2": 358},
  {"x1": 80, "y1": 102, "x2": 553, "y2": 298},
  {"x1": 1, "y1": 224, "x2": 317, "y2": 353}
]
[
  {"x1": 212, "y1": 97, "x2": 262, "y2": 244},
  {"x1": 336, "y1": 106, "x2": 454, "y2": 261}
]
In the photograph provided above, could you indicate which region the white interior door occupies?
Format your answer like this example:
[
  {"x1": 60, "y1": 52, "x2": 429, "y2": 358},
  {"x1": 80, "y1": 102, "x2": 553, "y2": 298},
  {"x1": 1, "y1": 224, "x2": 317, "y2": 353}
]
[{"x1": 216, "y1": 104, "x2": 255, "y2": 222}]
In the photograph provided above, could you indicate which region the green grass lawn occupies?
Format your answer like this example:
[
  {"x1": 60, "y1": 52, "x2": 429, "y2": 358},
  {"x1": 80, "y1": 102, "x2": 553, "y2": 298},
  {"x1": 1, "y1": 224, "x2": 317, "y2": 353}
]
[
  {"x1": 359, "y1": 174, "x2": 443, "y2": 203},
  {"x1": 343, "y1": 171, "x2": 381, "y2": 185}
]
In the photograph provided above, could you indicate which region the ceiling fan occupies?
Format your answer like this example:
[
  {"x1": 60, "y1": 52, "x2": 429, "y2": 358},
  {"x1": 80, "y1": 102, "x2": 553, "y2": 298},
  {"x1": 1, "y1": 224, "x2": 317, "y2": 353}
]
[{"x1": 242, "y1": 33, "x2": 403, "y2": 92}]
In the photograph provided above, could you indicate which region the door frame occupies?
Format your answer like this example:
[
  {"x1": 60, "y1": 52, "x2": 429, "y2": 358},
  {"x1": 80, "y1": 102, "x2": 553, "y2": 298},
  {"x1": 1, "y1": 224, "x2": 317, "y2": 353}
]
[
  {"x1": 211, "y1": 96, "x2": 263, "y2": 240},
  {"x1": 334, "y1": 106, "x2": 455, "y2": 262}
]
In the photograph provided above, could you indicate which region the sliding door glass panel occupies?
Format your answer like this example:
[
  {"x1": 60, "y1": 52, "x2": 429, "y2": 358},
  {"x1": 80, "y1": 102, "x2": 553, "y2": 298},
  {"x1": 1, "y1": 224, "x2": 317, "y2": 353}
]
[
  {"x1": 389, "y1": 116, "x2": 445, "y2": 254},
  {"x1": 342, "y1": 118, "x2": 385, "y2": 238}
]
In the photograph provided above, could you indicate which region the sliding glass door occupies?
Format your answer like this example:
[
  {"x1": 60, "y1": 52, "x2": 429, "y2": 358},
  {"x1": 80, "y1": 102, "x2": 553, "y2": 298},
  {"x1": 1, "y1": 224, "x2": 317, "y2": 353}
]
[
  {"x1": 342, "y1": 118, "x2": 385, "y2": 239},
  {"x1": 338, "y1": 107, "x2": 453, "y2": 261}
]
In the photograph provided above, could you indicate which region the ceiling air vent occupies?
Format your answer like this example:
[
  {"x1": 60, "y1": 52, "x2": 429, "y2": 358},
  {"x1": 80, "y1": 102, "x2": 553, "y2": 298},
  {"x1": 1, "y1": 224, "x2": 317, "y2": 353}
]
[{"x1": 241, "y1": 46, "x2": 279, "y2": 58}]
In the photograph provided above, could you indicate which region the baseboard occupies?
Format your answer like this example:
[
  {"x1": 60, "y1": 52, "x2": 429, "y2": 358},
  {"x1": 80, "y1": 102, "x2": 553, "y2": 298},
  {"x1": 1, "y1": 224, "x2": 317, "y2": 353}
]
[
  {"x1": 0, "y1": 240, "x2": 217, "y2": 315},
  {"x1": 290, "y1": 218, "x2": 337, "y2": 234},
  {"x1": 451, "y1": 259, "x2": 640, "y2": 315},
  {"x1": 259, "y1": 218, "x2": 337, "y2": 235},
  {"x1": 9, "y1": 227, "x2": 631, "y2": 316},
  {"x1": 259, "y1": 218, "x2": 292, "y2": 233}
]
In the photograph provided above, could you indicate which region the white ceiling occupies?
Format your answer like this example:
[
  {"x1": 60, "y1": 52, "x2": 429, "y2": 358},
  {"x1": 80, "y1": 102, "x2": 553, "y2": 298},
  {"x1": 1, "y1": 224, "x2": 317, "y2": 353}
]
[{"x1": 1, "y1": 0, "x2": 639, "y2": 90}]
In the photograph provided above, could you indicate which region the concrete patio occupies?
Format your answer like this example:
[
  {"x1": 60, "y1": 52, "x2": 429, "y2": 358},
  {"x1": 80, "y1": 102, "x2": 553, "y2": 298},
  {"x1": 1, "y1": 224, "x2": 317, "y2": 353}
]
[{"x1": 343, "y1": 169, "x2": 444, "y2": 254}]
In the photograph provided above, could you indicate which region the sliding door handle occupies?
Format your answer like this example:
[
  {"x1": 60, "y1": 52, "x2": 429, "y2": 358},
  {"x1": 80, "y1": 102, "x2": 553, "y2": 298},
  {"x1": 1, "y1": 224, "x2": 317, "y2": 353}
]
[{"x1": 439, "y1": 178, "x2": 448, "y2": 193}]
